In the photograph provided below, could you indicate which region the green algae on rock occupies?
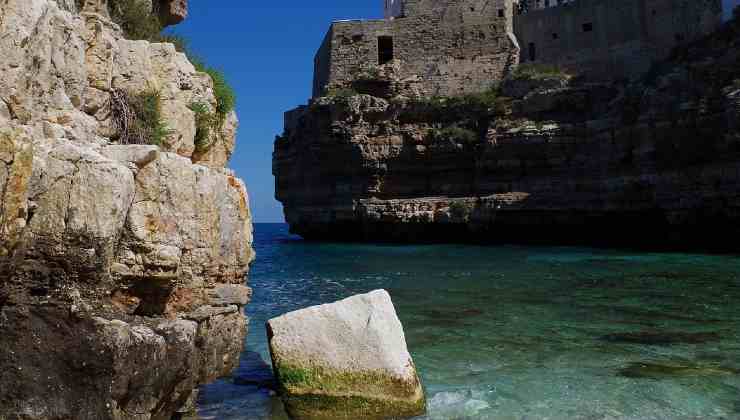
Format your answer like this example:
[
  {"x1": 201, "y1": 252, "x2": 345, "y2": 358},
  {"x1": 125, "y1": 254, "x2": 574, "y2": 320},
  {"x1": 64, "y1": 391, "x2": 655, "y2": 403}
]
[{"x1": 267, "y1": 290, "x2": 426, "y2": 419}]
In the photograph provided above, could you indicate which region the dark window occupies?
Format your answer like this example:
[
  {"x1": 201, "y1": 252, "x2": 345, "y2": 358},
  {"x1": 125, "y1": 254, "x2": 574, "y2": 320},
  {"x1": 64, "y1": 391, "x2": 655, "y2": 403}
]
[
  {"x1": 528, "y1": 42, "x2": 536, "y2": 61},
  {"x1": 651, "y1": 9, "x2": 657, "y2": 16},
  {"x1": 498, "y1": 8, "x2": 505, "y2": 17},
  {"x1": 675, "y1": 33, "x2": 685, "y2": 42},
  {"x1": 552, "y1": 33, "x2": 559, "y2": 40},
  {"x1": 582, "y1": 22, "x2": 593, "y2": 32},
  {"x1": 378, "y1": 36, "x2": 394, "y2": 65},
  {"x1": 352, "y1": 34, "x2": 363, "y2": 42}
]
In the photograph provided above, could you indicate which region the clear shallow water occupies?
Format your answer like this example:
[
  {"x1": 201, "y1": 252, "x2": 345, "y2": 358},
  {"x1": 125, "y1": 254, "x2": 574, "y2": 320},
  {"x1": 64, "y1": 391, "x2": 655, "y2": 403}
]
[{"x1": 194, "y1": 224, "x2": 740, "y2": 420}]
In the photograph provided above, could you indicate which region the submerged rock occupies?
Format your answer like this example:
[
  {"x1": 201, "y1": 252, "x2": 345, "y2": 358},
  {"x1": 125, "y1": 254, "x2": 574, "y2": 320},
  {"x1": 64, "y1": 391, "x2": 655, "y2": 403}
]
[
  {"x1": 266, "y1": 290, "x2": 426, "y2": 420},
  {"x1": 619, "y1": 362, "x2": 740, "y2": 379},
  {"x1": 601, "y1": 331, "x2": 721, "y2": 346}
]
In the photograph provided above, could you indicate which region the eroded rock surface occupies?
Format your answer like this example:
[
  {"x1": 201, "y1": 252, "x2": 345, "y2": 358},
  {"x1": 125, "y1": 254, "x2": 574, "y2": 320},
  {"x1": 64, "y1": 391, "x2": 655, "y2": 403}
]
[
  {"x1": 267, "y1": 290, "x2": 426, "y2": 420},
  {"x1": 0, "y1": 0, "x2": 253, "y2": 418},
  {"x1": 274, "y1": 19, "x2": 740, "y2": 250}
]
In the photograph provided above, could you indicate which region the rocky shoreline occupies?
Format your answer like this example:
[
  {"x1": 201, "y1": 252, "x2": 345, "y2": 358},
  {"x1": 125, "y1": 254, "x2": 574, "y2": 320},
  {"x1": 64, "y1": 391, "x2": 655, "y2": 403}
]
[
  {"x1": 274, "y1": 19, "x2": 740, "y2": 250},
  {"x1": 0, "y1": 0, "x2": 254, "y2": 418}
]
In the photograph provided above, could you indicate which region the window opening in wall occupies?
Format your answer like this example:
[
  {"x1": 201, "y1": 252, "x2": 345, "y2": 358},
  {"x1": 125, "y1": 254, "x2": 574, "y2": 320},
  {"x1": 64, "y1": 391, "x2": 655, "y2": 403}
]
[
  {"x1": 552, "y1": 33, "x2": 559, "y2": 40},
  {"x1": 498, "y1": 8, "x2": 505, "y2": 17},
  {"x1": 352, "y1": 34, "x2": 364, "y2": 42},
  {"x1": 675, "y1": 33, "x2": 685, "y2": 42},
  {"x1": 582, "y1": 22, "x2": 593, "y2": 32},
  {"x1": 378, "y1": 36, "x2": 394, "y2": 65},
  {"x1": 528, "y1": 42, "x2": 536, "y2": 61}
]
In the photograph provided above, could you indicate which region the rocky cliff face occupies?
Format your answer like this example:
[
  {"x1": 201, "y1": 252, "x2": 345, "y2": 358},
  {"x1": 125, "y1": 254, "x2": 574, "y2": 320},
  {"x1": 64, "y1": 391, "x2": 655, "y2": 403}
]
[
  {"x1": 274, "y1": 20, "x2": 740, "y2": 250},
  {"x1": 0, "y1": 0, "x2": 254, "y2": 418}
]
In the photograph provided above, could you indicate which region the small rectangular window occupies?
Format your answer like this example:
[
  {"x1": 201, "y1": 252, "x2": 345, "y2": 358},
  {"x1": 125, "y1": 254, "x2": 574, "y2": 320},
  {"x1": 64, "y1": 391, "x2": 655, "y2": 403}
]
[
  {"x1": 582, "y1": 22, "x2": 593, "y2": 32},
  {"x1": 528, "y1": 42, "x2": 536, "y2": 61},
  {"x1": 378, "y1": 36, "x2": 394, "y2": 65},
  {"x1": 675, "y1": 33, "x2": 685, "y2": 42},
  {"x1": 552, "y1": 33, "x2": 559, "y2": 40},
  {"x1": 498, "y1": 9, "x2": 505, "y2": 17}
]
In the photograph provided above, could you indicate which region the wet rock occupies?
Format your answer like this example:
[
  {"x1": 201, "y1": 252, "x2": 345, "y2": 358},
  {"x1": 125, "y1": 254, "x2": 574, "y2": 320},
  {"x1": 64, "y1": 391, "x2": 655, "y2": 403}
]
[
  {"x1": 619, "y1": 362, "x2": 740, "y2": 379},
  {"x1": 267, "y1": 290, "x2": 426, "y2": 420}
]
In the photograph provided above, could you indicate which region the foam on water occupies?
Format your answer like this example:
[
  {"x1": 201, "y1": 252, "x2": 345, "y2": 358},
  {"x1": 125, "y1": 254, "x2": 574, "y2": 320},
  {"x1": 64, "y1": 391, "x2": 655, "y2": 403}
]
[{"x1": 192, "y1": 224, "x2": 740, "y2": 420}]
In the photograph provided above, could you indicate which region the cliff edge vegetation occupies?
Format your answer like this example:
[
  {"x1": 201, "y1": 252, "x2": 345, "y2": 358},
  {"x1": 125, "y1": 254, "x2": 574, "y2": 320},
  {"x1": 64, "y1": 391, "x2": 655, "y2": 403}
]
[
  {"x1": 0, "y1": 0, "x2": 254, "y2": 418},
  {"x1": 274, "y1": 12, "x2": 740, "y2": 250}
]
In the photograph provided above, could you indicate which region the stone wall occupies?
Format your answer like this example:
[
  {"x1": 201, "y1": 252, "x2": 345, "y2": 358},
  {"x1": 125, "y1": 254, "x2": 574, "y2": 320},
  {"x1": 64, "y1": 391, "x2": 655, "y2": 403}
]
[
  {"x1": 276, "y1": 15, "x2": 740, "y2": 249},
  {"x1": 514, "y1": 0, "x2": 723, "y2": 79},
  {"x1": 314, "y1": 0, "x2": 519, "y2": 97}
]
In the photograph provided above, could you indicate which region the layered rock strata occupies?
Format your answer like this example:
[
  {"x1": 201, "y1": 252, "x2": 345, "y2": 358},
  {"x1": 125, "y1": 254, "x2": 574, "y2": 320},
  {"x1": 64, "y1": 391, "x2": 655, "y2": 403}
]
[
  {"x1": 267, "y1": 290, "x2": 426, "y2": 420},
  {"x1": 0, "y1": 0, "x2": 253, "y2": 418},
  {"x1": 274, "y1": 21, "x2": 740, "y2": 250}
]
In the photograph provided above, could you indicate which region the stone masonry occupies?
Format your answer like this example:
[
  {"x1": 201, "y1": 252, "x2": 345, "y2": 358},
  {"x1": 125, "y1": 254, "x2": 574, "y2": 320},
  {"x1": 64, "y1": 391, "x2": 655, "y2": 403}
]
[
  {"x1": 314, "y1": 0, "x2": 520, "y2": 98},
  {"x1": 313, "y1": 0, "x2": 723, "y2": 97}
]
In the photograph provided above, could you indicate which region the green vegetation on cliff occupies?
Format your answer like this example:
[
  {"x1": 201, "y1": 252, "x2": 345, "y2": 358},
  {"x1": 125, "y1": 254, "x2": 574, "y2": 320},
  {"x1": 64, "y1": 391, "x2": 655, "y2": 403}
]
[
  {"x1": 512, "y1": 63, "x2": 566, "y2": 80},
  {"x1": 109, "y1": 0, "x2": 237, "y2": 150},
  {"x1": 111, "y1": 89, "x2": 171, "y2": 145},
  {"x1": 109, "y1": 0, "x2": 164, "y2": 41}
]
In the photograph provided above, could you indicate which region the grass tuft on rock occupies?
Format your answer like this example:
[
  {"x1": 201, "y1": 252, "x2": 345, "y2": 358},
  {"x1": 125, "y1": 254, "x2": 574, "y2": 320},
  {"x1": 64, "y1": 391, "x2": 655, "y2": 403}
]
[
  {"x1": 406, "y1": 86, "x2": 509, "y2": 124},
  {"x1": 108, "y1": 0, "x2": 238, "y2": 128},
  {"x1": 513, "y1": 63, "x2": 567, "y2": 80},
  {"x1": 109, "y1": 0, "x2": 164, "y2": 41},
  {"x1": 189, "y1": 102, "x2": 218, "y2": 153},
  {"x1": 111, "y1": 89, "x2": 171, "y2": 146},
  {"x1": 428, "y1": 126, "x2": 478, "y2": 146},
  {"x1": 206, "y1": 67, "x2": 237, "y2": 117},
  {"x1": 449, "y1": 201, "x2": 474, "y2": 219}
]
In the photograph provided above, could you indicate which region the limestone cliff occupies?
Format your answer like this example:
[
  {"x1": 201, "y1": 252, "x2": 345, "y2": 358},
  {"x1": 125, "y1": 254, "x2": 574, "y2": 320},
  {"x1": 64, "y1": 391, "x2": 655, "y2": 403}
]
[
  {"x1": 0, "y1": 0, "x2": 254, "y2": 418},
  {"x1": 274, "y1": 18, "x2": 740, "y2": 250}
]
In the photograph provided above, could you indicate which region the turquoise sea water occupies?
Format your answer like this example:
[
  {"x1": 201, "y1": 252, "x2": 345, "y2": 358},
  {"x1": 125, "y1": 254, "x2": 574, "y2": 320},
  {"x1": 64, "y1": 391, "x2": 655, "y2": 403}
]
[{"x1": 194, "y1": 223, "x2": 740, "y2": 420}]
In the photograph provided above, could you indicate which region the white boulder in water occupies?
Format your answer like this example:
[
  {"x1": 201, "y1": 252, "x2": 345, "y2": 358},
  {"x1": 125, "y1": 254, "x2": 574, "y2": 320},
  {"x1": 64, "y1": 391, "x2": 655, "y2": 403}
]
[{"x1": 267, "y1": 289, "x2": 426, "y2": 419}]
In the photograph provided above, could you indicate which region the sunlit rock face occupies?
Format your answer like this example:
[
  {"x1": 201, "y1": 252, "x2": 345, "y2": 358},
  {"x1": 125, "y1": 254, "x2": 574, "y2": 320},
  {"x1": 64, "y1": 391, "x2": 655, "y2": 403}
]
[
  {"x1": 159, "y1": 0, "x2": 188, "y2": 26},
  {"x1": 268, "y1": 290, "x2": 426, "y2": 420},
  {"x1": 274, "y1": 23, "x2": 740, "y2": 250},
  {"x1": 0, "y1": 0, "x2": 253, "y2": 418}
]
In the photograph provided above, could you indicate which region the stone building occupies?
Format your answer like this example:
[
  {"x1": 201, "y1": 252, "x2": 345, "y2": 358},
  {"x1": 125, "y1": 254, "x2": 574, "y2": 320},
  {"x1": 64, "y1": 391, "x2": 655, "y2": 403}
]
[
  {"x1": 313, "y1": 0, "x2": 520, "y2": 97},
  {"x1": 312, "y1": 0, "x2": 723, "y2": 98},
  {"x1": 514, "y1": 0, "x2": 724, "y2": 78}
]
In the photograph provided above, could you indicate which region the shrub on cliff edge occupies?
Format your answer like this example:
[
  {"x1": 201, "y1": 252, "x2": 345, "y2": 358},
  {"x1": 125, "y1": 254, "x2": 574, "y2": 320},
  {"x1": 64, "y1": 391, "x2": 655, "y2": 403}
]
[
  {"x1": 206, "y1": 67, "x2": 237, "y2": 117},
  {"x1": 109, "y1": 0, "x2": 164, "y2": 41},
  {"x1": 189, "y1": 102, "x2": 218, "y2": 153},
  {"x1": 513, "y1": 63, "x2": 566, "y2": 80},
  {"x1": 111, "y1": 89, "x2": 171, "y2": 146},
  {"x1": 108, "y1": 0, "x2": 238, "y2": 126},
  {"x1": 428, "y1": 126, "x2": 478, "y2": 146}
]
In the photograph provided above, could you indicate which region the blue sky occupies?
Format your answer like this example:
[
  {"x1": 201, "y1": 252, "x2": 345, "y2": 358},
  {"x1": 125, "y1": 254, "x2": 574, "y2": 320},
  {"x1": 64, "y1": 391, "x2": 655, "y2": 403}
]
[
  {"x1": 171, "y1": 0, "x2": 738, "y2": 223},
  {"x1": 170, "y1": 2, "x2": 381, "y2": 223}
]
